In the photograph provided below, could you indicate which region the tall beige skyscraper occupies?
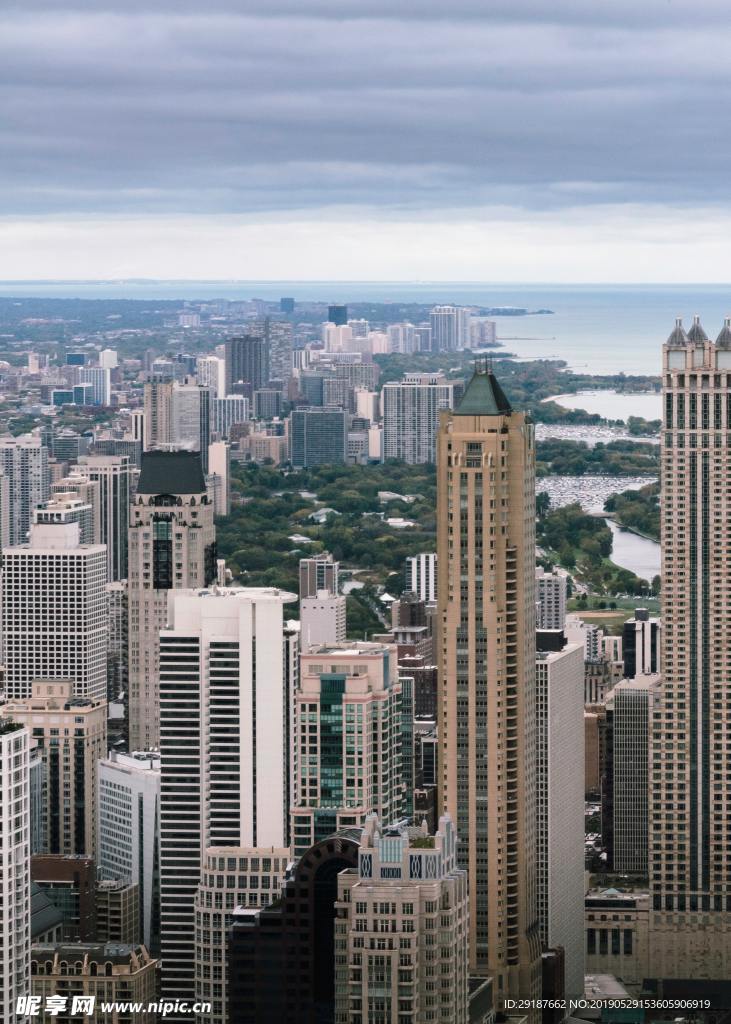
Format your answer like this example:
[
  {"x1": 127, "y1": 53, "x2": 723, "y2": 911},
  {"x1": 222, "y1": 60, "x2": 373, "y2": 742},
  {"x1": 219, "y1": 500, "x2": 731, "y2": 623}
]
[
  {"x1": 651, "y1": 317, "x2": 731, "y2": 980},
  {"x1": 437, "y1": 366, "x2": 541, "y2": 1008},
  {"x1": 127, "y1": 450, "x2": 216, "y2": 750}
]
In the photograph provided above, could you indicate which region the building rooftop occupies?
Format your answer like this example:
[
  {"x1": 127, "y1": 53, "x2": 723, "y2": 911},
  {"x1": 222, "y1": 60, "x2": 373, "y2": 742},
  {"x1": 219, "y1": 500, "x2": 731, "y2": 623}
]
[
  {"x1": 455, "y1": 366, "x2": 512, "y2": 416},
  {"x1": 137, "y1": 449, "x2": 206, "y2": 495}
]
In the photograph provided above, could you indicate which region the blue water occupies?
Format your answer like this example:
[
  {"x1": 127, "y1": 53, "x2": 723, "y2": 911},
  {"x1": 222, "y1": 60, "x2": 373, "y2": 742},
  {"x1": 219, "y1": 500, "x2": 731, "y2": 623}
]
[{"x1": 1, "y1": 281, "x2": 731, "y2": 375}]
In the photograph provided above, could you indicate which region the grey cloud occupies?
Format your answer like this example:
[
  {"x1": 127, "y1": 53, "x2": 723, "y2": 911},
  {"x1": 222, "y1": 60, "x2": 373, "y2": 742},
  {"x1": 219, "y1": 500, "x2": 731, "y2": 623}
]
[{"x1": 2, "y1": 2, "x2": 731, "y2": 217}]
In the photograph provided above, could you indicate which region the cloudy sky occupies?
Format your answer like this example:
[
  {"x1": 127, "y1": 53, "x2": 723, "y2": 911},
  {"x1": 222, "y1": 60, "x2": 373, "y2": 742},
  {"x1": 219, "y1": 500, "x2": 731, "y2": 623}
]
[{"x1": 4, "y1": 0, "x2": 731, "y2": 281}]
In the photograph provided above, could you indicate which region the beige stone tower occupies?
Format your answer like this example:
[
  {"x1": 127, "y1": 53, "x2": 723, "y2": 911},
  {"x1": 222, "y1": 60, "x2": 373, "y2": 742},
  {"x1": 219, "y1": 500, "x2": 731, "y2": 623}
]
[
  {"x1": 437, "y1": 366, "x2": 541, "y2": 1008},
  {"x1": 650, "y1": 316, "x2": 731, "y2": 979},
  {"x1": 127, "y1": 450, "x2": 216, "y2": 750}
]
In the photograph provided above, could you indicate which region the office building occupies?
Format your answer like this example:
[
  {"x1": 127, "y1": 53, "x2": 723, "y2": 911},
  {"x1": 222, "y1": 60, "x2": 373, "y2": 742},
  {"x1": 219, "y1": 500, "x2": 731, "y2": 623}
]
[
  {"x1": 608, "y1": 675, "x2": 659, "y2": 875},
  {"x1": 106, "y1": 580, "x2": 128, "y2": 700},
  {"x1": 98, "y1": 750, "x2": 161, "y2": 950},
  {"x1": 253, "y1": 388, "x2": 283, "y2": 420},
  {"x1": 290, "y1": 407, "x2": 347, "y2": 467},
  {"x1": 650, "y1": 317, "x2": 731, "y2": 981},
  {"x1": 127, "y1": 450, "x2": 216, "y2": 751},
  {"x1": 291, "y1": 642, "x2": 413, "y2": 858},
  {"x1": 0, "y1": 434, "x2": 50, "y2": 544},
  {"x1": 535, "y1": 640, "x2": 585, "y2": 999},
  {"x1": 3, "y1": 681, "x2": 106, "y2": 859},
  {"x1": 212, "y1": 395, "x2": 250, "y2": 438},
  {"x1": 78, "y1": 454, "x2": 132, "y2": 582},
  {"x1": 300, "y1": 591, "x2": 347, "y2": 644},
  {"x1": 436, "y1": 366, "x2": 541, "y2": 1005},
  {"x1": 96, "y1": 879, "x2": 140, "y2": 944},
  {"x1": 405, "y1": 551, "x2": 437, "y2": 603},
  {"x1": 30, "y1": 944, "x2": 158, "y2": 1015},
  {"x1": 586, "y1": 888, "x2": 650, "y2": 989},
  {"x1": 0, "y1": 721, "x2": 31, "y2": 1022},
  {"x1": 328, "y1": 304, "x2": 348, "y2": 326},
  {"x1": 334, "y1": 814, "x2": 469, "y2": 1024},
  {"x1": 158, "y1": 586, "x2": 296, "y2": 1006},
  {"x1": 143, "y1": 377, "x2": 173, "y2": 450},
  {"x1": 228, "y1": 831, "x2": 360, "y2": 1024},
  {"x1": 535, "y1": 567, "x2": 568, "y2": 631},
  {"x1": 299, "y1": 552, "x2": 339, "y2": 598},
  {"x1": 382, "y1": 374, "x2": 454, "y2": 463},
  {"x1": 2, "y1": 522, "x2": 107, "y2": 702},
  {"x1": 622, "y1": 608, "x2": 661, "y2": 678}
]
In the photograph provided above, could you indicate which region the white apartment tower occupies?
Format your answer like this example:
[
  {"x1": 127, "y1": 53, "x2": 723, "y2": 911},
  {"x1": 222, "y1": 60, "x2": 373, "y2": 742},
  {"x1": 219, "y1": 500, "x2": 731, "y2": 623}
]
[
  {"x1": 535, "y1": 567, "x2": 568, "y2": 631},
  {"x1": 300, "y1": 590, "x2": 347, "y2": 644},
  {"x1": 158, "y1": 585, "x2": 296, "y2": 1006},
  {"x1": 0, "y1": 434, "x2": 50, "y2": 544},
  {"x1": 535, "y1": 642, "x2": 585, "y2": 999},
  {"x1": 0, "y1": 721, "x2": 31, "y2": 1023},
  {"x1": 127, "y1": 450, "x2": 216, "y2": 751},
  {"x1": 405, "y1": 552, "x2": 437, "y2": 604},
  {"x1": 97, "y1": 750, "x2": 161, "y2": 950},
  {"x1": 382, "y1": 375, "x2": 454, "y2": 464},
  {"x1": 651, "y1": 316, "x2": 731, "y2": 980},
  {"x1": 334, "y1": 814, "x2": 469, "y2": 1024},
  {"x1": 2, "y1": 521, "x2": 107, "y2": 701}
]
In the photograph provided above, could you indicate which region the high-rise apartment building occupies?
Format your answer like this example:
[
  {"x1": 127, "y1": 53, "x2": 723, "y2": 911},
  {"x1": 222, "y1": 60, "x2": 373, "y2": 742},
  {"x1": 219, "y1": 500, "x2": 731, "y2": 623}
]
[
  {"x1": 225, "y1": 334, "x2": 269, "y2": 392},
  {"x1": 196, "y1": 354, "x2": 227, "y2": 397},
  {"x1": 51, "y1": 471, "x2": 101, "y2": 540},
  {"x1": 97, "y1": 750, "x2": 161, "y2": 951},
  {"x1": 0, "y1": 434, "x2": 50, "y2": 544},
  {"x1": 207, "y1": 439, "x2": 230, "y2": 516},
  {"x1": 78, "y1": 454, "x2": 132, "y2": 582},
  {"x1": 299, "y1": 552, "x2": 339, "y2": 598},
  {"x1": 430, "y1": 305, "x2": 471, "y2": 352},
  {"x1": 535, "y1": 640, "x2": 585, "y2": 999},
  {"x1": 290, "y1": 407, "x2": 348, "y2": 467},
  {"x1": 382, "y1": 374, "x2": 454, "y2": 464},
  {"x1": 127, "y1": 450, "x2": 216, "y2": 750},
  {"x1": 292, "y1": 641, "x2": 413, "y2": 858},
  {"x1": 158, "y1": 586, "x2": 296, "y2": 1007},
  {"x1": 535, "y1": 567, "x2": 568, "y2": 631},
  {"x1": 0, "y1": 721, "x2": 31, "y2": 1022},
  {"x1": 651, "y1": 317, "x2": 731, "y2": 980},
  {"x1": 143, "y1": 376, "x2": 174, "y2": 450},
  {"x1": 3, "y1": 680, "x2": 106, "y2": 859},
  {"x1": 77, "y1": 365, "x2": 112, "y2": 406},
  {"x1": 405, "y1": 551, "x2": 438, "y2": 603},
  {"x1": 33, "y1": 493, "x2": 95, "y2": 544},
  {"x1": 334, "y1": 814, "x2": 469, "y2": 1024},
  {"x1": 437, "y1": 367, "x2": 541, "y2": 1006},
  {"x1": 212, "y1": 395, "x2": 250, "y2": 438},
  {"x1": 2, "y1": 521, "x2": 107, "y2": 702},
  {"x1": 300, "y1": 591, "x2": 347, "y2": 644}
]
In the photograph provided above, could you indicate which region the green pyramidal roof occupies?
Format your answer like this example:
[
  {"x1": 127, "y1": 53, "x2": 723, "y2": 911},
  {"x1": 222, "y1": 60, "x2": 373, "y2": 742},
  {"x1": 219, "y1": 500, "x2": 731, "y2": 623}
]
[{"x1": 455, "y1": 368, "x2": 512, "y2": 416}]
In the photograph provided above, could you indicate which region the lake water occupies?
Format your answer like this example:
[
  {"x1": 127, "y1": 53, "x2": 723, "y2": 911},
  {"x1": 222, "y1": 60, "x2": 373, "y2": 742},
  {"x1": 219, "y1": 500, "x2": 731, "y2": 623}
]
[
  {"x1": 547, "y1": 390, "x2": 662, "y2": 423},
  {"x1": 3, "y1": 281, "x2": 731, "y2": 375},
  {"x1": 606, "y1": 520, "x2": 661, "y2": 583}
]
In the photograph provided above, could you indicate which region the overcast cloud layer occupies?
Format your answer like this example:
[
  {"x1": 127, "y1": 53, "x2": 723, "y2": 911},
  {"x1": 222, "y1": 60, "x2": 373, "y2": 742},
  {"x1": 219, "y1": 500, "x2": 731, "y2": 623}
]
[{"x1": 3, "y1": 1, "x2": 731, "y2": 279}]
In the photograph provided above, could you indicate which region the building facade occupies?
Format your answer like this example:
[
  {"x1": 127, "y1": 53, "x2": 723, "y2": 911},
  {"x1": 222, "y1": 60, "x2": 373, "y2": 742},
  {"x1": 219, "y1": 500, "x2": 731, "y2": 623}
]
[
  {"x1": 436, "y1": 367, "x2": 541, "y2": 1007},
  {"x1": 382, "y1": 375, "x2": 454, "y2": 464},
  {"x1": 127, "y1": 450, "x2": 216, "y2": 750},
  {"x1": 334, "y1": 814, "x2": 469, "y2": 1024},
  {"x1": 405, "y1": 552, "x2": 437, "y2": 604},
  {"x1": 0, "y1": 722, "x2": 31, "y2": 1022},
  {"x1": 0, "y1": 434, "x2": 50, "y2": 544}
]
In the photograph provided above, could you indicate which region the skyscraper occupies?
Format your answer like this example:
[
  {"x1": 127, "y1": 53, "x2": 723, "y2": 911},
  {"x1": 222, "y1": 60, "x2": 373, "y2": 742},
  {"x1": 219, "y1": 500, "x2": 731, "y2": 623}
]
[
  {"x1": 0, "y1": 434, "x2": 50, "y2": 544},
  {"x1": 299, "y1": 552, "x2": 339, "y2": 598},
  {"x1": 291, "y1": 641, "x2": 413, "y2": 858},
  {"x1": 158, "y1": 586, "x2": 296, "y2": 1009},
  {"x1": 651, "y1": 315, "x2": 731, "y2": 981},
  {"x1": 405, "y1": 551, "x2": 438, "y2": 603},
  {"x1": 290, "y1": 407, "x2": 347, "y2": 467},
  {"x1": 225, "y1": 334, "x2": 269, "y2": 392},
  {"x1": 3, "y1": 680, "x2": 106, "y2": 859},
  {"x1": 2, "y1": 521, "x2": 107, "y2": 702},
  {"x1": 127, "y1": 450, "x2": 216, "y2": 751},
  {"x1": 334, "y1": 814, "x2": 469, "y2": 1024},
  {"x1": 328, "y1": 303, "x2": 348, "y2": 326},
  {"x1": 78, "y1": 454, "x2": 132, "y2": 582},
  {"x1": 143, "y1": 376, "x2": 174, "y2": 451},
  {"x1": 382, "y1": 374, "x2": 455, "y2": 463},
  {"x1": 437, "y1": 366, "x2": 541, "y2": 1006},
  {"x1": 0, "y1": 721, "x2": 31, "y2": 1022},
  {"x1": 171, "y1": 380, "x2": 211, "y2": 471},
  {"x1": 535, "y1": 567, "x2": 568, "y2": 631}
]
